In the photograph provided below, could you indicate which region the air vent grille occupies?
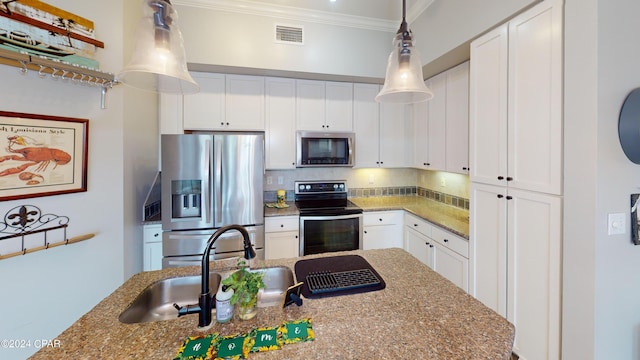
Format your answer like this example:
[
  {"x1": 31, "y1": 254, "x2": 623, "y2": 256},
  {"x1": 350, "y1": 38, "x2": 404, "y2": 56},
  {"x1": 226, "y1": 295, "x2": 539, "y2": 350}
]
[{"x1": 275, "y1": 24, "x2": 304, "y2": 45}]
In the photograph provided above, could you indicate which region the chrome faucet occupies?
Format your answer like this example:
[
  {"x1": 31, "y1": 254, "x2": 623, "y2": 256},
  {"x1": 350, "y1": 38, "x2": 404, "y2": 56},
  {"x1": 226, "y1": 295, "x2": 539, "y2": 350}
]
[{"x1": 173, "y1": 224, "x2": 256, "y2": 327}]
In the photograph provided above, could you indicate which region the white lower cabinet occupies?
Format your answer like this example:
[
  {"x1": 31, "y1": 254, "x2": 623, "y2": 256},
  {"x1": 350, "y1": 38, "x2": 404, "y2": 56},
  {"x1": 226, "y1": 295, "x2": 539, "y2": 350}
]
[
  {"x1": 470, "y1": 182, "x2": 561, "y2": 360},
  {"x1": 265, "y1": 216, "x2": 299, "y2": 259},
  {"x1": 403, "y1": 213, "x2": 469, "y2": 292},
  {"x1": 362, "y1": 211, "x2": 403, "y2": 250},
  {"x1": 404, "y1": 224, "x2": 435, "y2": 268},
  {"x1": 143, "y1": 224, "x2": 163, "y2": 271}
]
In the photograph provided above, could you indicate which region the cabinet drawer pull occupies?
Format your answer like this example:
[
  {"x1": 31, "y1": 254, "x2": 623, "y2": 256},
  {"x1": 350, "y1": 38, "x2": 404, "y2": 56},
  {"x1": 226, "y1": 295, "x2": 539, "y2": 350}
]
[
  {"x1": 280, "y1": 224, "x2": 284, "y2": 227},
  {"x1": 506, "y1": 177, "x2": 513, "y2": 181},
  {"x1": 154, "y1": 233, "x2": 159, "y2": 237},
  {"x1": 413, "y1": 223, "x2": 418, "y2": 227},
  {"x1": 444, "y1": 239, "x2": 449, "y2": 243},
  {"x1": 378, "y1": 218, "x2": 383, "y2": 222},
  {"x1": 429, "y1": 244, "x2": 434, "y2": 248},
  {"x1": 506, "y1": 196, "x2": 513, "y2": 200},
  {"x1": 497, "y1": 194, "x2": 504, "y2": 198},
  {"x1": 497, "y1": 176, "x2": 504, "y2": 180}
]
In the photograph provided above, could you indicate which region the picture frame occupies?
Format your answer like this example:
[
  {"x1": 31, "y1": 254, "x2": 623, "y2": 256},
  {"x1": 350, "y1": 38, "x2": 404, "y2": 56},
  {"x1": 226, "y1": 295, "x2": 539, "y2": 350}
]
[{"x1": 0, "y1": 111, "x2": 88, "y2": 201}]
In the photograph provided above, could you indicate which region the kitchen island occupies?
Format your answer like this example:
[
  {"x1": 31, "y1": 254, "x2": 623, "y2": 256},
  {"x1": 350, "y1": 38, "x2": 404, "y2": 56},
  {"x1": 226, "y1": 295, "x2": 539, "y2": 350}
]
[{"x1": 30, "y1": 248, "x2": 514, "y2": 359}]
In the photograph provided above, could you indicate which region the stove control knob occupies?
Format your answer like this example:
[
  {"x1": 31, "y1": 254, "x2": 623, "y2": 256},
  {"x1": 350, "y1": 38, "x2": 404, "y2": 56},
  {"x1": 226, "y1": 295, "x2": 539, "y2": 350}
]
[
  {"x1": 339, "y1": 184, "x2": 345, "y2": 189},
  {"x1": 305, "y1": 185, "x2": 311, "y2": 190},
  {"x1": 333, "y1": 184, "x2": 338, "y2": 190},
  {"x1": 298, "y1": 184, "x2": 305, "y2": 191}
]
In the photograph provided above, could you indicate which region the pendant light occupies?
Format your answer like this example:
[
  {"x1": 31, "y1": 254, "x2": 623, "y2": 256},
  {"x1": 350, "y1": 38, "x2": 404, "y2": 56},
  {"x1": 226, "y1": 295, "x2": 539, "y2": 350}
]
[
  {"x1": 118, "y1": 0, "x2": 199, "y2": 94},
  {"x1": 375, "y1": 0, "x2": 433, "y2": 103}
]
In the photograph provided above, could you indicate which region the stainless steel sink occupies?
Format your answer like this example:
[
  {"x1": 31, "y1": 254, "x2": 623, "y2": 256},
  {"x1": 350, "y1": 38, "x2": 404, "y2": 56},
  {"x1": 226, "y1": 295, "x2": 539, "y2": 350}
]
[
  {"x1": 255, "y1": 266, "x2": 295, "y2": 308},
  {"x1": 119, "y1": 266, "x2": 294, "y2": 324}
]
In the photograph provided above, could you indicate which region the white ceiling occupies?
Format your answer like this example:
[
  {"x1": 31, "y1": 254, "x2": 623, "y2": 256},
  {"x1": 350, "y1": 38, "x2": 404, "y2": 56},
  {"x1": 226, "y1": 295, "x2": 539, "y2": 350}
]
[
  {"x1": 175, "y1": 0, "x2": 432, "y2": 31},
  {"x1": 245, "y1": 0, "x2": 423, "y2": 21}
]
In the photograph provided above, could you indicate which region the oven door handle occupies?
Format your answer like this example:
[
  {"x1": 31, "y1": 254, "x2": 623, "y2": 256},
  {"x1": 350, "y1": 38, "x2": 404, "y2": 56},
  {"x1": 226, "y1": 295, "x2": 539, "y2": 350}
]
[{"x1": 299, "y1": 213, "x2": 363, "y2": 221}]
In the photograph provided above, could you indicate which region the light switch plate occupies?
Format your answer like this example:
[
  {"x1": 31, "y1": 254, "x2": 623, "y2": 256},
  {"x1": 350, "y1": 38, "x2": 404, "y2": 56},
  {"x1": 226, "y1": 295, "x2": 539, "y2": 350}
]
[{"x1": 608, "y1": 213, "x2": 626, "y2": 235}]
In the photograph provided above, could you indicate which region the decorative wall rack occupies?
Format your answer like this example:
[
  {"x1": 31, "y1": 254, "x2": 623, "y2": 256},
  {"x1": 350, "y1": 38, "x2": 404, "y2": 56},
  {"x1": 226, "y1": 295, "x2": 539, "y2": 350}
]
[
  {"x1": 0, "y1": 47, "x2": 118, "y2": 109},
  {"x1": 0, "y1": 204, "x2": 95, "y2": 260}
]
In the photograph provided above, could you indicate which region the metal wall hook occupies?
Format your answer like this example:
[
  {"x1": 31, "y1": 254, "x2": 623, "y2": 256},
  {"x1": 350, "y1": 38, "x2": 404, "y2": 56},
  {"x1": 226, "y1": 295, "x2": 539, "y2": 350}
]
[
  {"x1": 51, "y1": 68, "x2": 61, "y2": 80},
  {"x1": 18, "y1": 60, "x2": 27, "y2": 74},
  {"x1": 37, "y1": 64, "x2": 47, "y2": 78}
]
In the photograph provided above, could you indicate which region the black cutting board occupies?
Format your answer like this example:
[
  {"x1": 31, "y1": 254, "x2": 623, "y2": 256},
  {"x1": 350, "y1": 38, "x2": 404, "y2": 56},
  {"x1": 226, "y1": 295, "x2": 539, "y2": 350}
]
[{"x1": 294, "y1": 255, "x2": 386, "y2": 299}]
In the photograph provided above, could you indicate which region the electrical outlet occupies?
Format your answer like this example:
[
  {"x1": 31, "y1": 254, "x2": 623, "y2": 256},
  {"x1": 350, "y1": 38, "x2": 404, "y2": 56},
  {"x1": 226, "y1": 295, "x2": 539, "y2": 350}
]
[
  {"x1": 277, "y1": 176, "x2": 284, "y2": 185},
  {"x1": 440, "y1": 177, "x2": 446, "y2": 187},
  {"x1": 608, "y1": 213, "x2": 626, "y2": 235},
  {"x1": 267, "y1": 176, "x2": 273, "y2": 185},
  {"x1": 369, "y1": 174, "x2": 375, "y2": 184}
]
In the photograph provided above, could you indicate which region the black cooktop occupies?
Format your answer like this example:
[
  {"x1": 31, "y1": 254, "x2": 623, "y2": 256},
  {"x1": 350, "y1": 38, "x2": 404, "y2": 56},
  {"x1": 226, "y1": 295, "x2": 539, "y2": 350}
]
[{"x1": 294, "y1": 180, "x2": 362, "y2": 215}]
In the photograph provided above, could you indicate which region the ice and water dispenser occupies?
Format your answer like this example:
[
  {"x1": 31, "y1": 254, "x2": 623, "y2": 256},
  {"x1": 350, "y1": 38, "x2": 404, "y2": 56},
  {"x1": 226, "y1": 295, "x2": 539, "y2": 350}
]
[{"x1": 171, "y1": 180, "x2": 202, "y2": 218}]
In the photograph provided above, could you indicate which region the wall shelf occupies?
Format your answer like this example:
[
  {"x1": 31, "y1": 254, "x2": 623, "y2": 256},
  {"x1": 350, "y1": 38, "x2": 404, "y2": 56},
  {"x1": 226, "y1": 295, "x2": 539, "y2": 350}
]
[{"x1": 0, "y1": 47, "x2": 118, "y2": 109}]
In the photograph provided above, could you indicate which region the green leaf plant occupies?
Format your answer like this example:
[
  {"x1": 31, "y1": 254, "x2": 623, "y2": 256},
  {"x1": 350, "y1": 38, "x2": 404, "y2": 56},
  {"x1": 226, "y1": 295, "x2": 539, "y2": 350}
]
[{"x1": 221, "y1": 259, "x2": 266, "y2": 308}]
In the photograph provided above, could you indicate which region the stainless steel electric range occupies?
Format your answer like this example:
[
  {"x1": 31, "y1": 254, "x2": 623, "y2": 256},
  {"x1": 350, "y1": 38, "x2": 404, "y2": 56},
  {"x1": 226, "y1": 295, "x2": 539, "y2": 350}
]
[{"x1": 294, "y1": 180, "x2": 363, "y2": 256}]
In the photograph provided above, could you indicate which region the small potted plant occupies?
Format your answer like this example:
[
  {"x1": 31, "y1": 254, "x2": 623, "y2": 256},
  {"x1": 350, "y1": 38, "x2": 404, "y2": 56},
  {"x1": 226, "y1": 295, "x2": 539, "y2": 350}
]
[{"x1": 221, "y1": 259, "x2": 265, "y2": 320}]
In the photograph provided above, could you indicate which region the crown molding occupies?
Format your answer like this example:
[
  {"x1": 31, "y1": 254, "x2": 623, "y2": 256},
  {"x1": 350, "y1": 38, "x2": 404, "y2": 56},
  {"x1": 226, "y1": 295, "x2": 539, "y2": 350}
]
[{"x1": 173, "y1": 0, "x2": 432, "y2": 32}]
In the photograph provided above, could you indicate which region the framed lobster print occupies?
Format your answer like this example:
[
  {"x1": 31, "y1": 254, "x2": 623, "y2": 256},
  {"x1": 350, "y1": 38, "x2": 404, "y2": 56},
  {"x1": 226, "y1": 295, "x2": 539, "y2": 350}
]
[{"x1": 0, "y1": 111, "x2": 88, "y2": 201}]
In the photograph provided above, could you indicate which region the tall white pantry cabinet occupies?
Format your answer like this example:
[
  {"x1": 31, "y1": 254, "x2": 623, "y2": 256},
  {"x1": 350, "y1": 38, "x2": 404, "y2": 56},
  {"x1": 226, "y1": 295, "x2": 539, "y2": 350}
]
[{"x1": 468, "y1": 1, "x2": 563, "y2": 360}]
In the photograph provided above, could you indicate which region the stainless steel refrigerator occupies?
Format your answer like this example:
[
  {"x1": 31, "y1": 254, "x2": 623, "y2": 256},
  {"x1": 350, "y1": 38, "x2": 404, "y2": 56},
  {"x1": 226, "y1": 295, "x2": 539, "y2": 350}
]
[{"x1": 160, "y1": 132, "x2": 264, "y2": 268}]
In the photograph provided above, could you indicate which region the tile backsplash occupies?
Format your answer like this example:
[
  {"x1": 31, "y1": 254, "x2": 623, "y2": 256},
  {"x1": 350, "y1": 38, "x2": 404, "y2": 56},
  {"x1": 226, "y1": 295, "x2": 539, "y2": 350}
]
[
  {"x1": 263, "y1": 167, "x2": 470, "y2": 210},
  {"x1": 349, "y1": 186, "x2": 469, "y2": 210}
]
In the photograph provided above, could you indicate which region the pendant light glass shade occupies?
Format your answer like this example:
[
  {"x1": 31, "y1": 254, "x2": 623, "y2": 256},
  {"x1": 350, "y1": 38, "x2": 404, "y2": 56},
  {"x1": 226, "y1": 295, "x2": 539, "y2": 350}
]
[
  {"x1": 118, "y1": 0, "x2": 199, "y2": 94},
  {"x1": 375, "y1": 1, "x2": 432, "y2": 104}
]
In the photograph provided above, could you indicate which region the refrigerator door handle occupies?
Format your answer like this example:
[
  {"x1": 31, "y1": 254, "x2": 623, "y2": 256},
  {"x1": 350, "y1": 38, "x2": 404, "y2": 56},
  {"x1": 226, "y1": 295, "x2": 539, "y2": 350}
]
[
  {"x1": 214, "y1": 136, "x2": 223, "y2": 225},
  {"x1": 204, "y1": 138, "x2": 212, "y2": 224}
]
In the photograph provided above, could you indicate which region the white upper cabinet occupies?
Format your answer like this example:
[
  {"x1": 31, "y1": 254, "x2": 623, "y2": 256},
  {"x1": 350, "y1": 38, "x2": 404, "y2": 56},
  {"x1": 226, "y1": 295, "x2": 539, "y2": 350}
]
[
  {"x1": 506, "y1": 1, "x2": 562, "y2": 195},
  {"x1": 470, "y1": 0, "x2": 562, "y2": 195},
  {"x1": 183, "y1": 72, "x2": 226, "y2": 130},
  {"x1": 296, "y1": 80, "x2": 353, "y2": 131},
  {"x1": 354, "y1": 83, "x2": 412, "y2": 168},
  {"x1": 413, "y1": 62, "x2": 469, "y2": 174},
  {"x1": 182, "y1": 73, "x2": 265, "y2": 131},
  {"x1": 224, "y1": 74, "x2": 265, "y2": 130},
  {"x1": 379, "y1": 101, "x2": 413, "y2": 168},
  {"x1": 425, "y1": 72, "x2": 447, "y2": 170},
  {"x1": 296, "y1": 79, "x2": 325, "y2": 130},
  {"x1": 353, "y1": 83, "x2": 381, "y2": 168},
  {"x1": 469, "y1": 27, "x2": 508, "y2": 186},
  {"x1": 445, "y1": 61, "x2": 470, "y2": 174},
  {"x1": 325, "y1": 81, "x2": 354, "y2": 131},
  {"x1": 265, "y1": 77, "x2": 296, "y2": 169}
]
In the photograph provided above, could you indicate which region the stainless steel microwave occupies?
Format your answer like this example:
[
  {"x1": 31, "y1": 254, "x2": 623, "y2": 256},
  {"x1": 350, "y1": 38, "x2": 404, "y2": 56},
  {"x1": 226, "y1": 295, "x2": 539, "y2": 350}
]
[{"x1": 296, "y1": 131, "x2": 355, "y2": 167}]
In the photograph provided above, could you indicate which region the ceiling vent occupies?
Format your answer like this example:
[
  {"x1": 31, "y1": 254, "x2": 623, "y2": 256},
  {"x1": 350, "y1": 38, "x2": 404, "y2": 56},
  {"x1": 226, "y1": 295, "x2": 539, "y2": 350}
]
[{"x1": 275, "y1": 24, "x2": 304, "y2": 45}]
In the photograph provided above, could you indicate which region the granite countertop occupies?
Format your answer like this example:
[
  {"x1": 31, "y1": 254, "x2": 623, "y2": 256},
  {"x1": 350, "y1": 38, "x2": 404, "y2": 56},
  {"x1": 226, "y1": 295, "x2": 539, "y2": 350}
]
[
  {"x1": 31, "y1": 248, "x2": 513, "y2": 359},
  {"x1": 350, "y1": 196, "x2": 470, "y2": 239},
  {"x1": 265, "y1": 196, "x2": 470, "y2": 239}
]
